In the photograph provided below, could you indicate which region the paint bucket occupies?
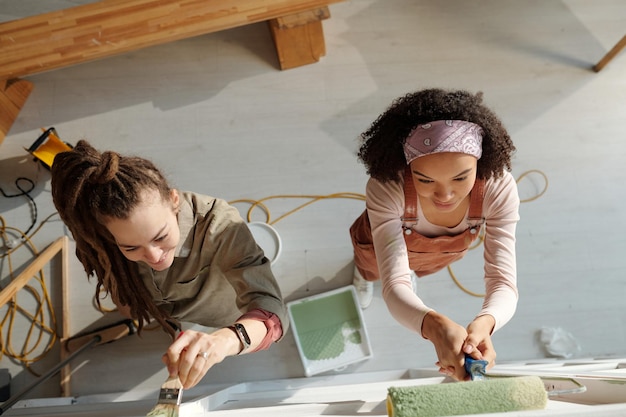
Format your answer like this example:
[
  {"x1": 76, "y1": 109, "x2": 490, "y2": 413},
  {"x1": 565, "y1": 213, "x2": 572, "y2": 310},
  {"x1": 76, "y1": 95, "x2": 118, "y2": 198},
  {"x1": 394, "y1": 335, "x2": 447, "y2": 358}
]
[
  {"x1": 247, "y1": 222, "x2": 282, "y2": 266},
  {"x1": 287, "y1": 286, "x2": 373, "y2": 377}
]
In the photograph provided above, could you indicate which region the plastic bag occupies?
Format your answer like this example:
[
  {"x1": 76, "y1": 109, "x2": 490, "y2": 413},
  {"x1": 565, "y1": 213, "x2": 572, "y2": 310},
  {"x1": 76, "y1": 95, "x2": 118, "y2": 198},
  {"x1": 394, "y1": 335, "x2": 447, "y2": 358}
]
[{"x1": 539, "y1": 326, "x2": 581, "y2": 359}]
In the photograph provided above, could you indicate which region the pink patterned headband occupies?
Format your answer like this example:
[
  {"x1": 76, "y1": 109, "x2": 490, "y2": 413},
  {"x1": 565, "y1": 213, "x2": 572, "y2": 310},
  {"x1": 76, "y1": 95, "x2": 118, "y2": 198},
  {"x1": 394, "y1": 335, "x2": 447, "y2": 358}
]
[{"x1": 403, "y1": 120, "x2": 484, "y2": 164}]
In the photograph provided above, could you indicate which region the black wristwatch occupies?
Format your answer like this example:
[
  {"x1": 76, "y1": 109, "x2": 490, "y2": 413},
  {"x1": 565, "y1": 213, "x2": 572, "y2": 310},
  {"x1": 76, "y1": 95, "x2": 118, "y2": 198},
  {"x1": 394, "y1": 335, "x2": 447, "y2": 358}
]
[{"x1": 227, "y1": 323, "x2": 251, "y2": 354}]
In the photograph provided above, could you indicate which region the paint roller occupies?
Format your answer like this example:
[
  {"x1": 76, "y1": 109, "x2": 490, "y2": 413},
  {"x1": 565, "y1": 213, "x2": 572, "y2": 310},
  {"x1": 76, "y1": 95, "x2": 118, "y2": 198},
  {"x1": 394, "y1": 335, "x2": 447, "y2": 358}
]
[
  {"x1": 387, "y1": 375, "x2": 548, "y2": 417},
  {"x1": 386, "y1": 356, "x2": 586, "y2": 417},
  {"x1": 0, "y1": 319, "x2": 135, "y2": 415}
]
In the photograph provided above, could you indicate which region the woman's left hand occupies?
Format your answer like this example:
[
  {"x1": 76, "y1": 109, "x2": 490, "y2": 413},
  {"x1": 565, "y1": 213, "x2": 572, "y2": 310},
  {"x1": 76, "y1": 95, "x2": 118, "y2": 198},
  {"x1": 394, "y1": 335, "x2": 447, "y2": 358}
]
[
  {"x1": 463, "y1": 315, "x2": 497, "y2": 371},
  {"x1": 161, "y1": 328, "x2": 240, "y2": 389}
]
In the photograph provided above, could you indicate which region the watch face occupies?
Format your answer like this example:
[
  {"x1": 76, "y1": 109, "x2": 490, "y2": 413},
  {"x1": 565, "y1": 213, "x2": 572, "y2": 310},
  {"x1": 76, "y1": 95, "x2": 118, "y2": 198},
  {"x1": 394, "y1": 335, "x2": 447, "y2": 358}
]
[{"x1": 233, "y1": 323, "x2": 251, "y2": 349}]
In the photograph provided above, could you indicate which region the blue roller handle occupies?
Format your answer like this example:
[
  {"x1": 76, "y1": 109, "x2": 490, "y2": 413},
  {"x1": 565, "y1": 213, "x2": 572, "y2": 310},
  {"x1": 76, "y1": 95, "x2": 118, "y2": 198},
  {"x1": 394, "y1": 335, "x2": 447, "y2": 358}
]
[{"x1": 464, "y1": 355, "x2": 489, "y2": 380}]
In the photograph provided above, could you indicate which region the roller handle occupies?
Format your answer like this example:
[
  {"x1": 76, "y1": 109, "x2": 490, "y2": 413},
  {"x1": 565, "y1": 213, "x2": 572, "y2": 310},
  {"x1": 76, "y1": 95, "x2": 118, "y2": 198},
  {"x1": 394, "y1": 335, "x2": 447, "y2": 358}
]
[
  {"x1": 464, "y1": 355, "x2": 489, "y2": 380},
  {"x1": 463, "y1": 355, "x2": 587, "y2": 396}
]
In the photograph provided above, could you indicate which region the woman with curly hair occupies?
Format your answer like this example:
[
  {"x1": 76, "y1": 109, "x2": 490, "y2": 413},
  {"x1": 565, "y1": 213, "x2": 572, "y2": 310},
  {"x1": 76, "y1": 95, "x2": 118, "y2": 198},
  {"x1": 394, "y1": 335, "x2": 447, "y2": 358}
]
[
  {"x1": 349, "y1": 88, "x2": 519, "y2": 381},
  {"x1": 51, "y1": 140, "x2": 287, "y2": 389}
]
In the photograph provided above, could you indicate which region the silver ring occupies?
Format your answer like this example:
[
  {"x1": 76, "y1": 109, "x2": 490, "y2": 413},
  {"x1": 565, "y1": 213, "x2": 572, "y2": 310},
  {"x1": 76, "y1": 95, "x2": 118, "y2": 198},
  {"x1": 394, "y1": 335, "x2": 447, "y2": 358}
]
[{"x1": 198, "y1": 351, "x2": 208, "y2": 360}]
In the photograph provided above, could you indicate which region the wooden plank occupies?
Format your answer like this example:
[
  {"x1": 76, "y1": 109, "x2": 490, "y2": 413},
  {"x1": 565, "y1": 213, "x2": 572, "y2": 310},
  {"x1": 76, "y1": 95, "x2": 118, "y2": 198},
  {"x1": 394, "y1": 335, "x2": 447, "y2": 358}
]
[
  {"x1": 274, "y1": 6, "x2": 330, "y2": 29},
  {"x1": 59, "y1": 236, "x2": 71, "y2": 397},
  {"x1": 0, "y1": 237, "x2": 73, "y2": 396},
  {"x1": 0, "y1": 0, "x2": 343, "y2": 80},
  {"x1": 0, "y1": 78, "x2": 33, "y2": 148},
  {"x1": 0, "y1": 236, "x2": 67, "y2": 308}
]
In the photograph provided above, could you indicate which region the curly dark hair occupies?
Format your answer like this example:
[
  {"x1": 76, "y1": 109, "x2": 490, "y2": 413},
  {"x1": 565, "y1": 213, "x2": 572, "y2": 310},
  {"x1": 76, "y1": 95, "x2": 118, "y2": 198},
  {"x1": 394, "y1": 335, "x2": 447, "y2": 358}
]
[
  {"x1": 357, "y1": 88, "x2": 515, "y2": 183},
  {"x1": 51, "y1": 140, "x2": 177, "y2": 339}
]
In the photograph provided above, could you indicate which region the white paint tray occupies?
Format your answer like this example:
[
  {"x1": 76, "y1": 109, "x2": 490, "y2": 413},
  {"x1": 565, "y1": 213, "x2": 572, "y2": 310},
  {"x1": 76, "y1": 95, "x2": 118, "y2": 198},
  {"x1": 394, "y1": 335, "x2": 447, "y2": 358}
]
[{"x1": 287, "y1": 285, "x2": 373, "y2": 377}]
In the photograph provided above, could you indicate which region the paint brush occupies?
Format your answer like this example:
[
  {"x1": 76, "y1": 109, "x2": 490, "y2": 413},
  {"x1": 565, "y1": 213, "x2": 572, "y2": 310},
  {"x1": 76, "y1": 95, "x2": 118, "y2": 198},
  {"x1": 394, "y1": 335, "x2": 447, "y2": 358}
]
[{"x1": 146, "y1": 375, "x2": 183, "y2": 417}]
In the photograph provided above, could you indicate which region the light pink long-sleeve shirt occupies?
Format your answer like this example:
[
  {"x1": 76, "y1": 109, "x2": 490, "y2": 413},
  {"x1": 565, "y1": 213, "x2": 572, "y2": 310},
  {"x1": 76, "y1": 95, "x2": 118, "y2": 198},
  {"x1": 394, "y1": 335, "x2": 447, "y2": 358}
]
[{"x1": 366, "y1": 170, "x2": 520, "y2": 337}]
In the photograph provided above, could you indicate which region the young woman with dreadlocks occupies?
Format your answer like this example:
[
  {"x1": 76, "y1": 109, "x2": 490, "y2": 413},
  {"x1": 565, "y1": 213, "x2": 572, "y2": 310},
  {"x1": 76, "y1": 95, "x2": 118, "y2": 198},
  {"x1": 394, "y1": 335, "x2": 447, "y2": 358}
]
[
  {"x1": 51, "y1": 140, "x2": 287, "y2": 389},
  {"x1": 349, "y1": 88, "x2": 520, "y2": 382}
]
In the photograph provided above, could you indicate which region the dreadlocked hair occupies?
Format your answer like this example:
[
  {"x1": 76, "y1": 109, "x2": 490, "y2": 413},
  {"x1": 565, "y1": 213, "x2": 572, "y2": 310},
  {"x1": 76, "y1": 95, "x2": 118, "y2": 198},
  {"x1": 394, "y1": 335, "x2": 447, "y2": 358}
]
[
  {"x1": 51, "y1": 140, "x2": 177, "y2": 339},
  {"x1": 357, "y1": 88, "x2": 516, "y2": 183}
]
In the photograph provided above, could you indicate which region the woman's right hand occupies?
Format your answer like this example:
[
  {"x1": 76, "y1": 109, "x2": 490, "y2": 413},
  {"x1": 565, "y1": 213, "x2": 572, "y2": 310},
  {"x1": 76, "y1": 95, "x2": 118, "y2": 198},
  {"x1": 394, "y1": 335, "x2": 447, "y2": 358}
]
[
  {"x1": 421, "y1": 311, "x2": 468, "y2": 381},
  {"x1": 162, "y1": 328, "x2": 240, "y2": 389}
]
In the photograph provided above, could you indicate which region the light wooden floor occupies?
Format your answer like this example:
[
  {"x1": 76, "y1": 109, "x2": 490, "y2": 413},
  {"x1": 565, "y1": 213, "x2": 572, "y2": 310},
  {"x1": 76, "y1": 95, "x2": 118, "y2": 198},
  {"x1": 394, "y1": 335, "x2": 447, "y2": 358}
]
[{"x1": 0, "y1": 0, "x2": 625, "y2": 406}]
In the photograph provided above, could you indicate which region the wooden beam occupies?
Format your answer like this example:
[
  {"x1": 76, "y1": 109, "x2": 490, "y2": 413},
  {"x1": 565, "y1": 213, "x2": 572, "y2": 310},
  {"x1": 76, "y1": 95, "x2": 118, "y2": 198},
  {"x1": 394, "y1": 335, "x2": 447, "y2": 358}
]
[
  {"x1": 0, "y1": 0, "x2": 343, "y2": 80},
  {"x1": 0, "y1": 78, "x2": 33, "y2": 147}
]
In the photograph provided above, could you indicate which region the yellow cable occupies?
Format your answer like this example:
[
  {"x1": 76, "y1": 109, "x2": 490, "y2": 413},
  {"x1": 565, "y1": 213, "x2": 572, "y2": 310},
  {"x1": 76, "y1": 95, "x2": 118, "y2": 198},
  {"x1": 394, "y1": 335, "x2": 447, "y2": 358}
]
[
  {"x1": 230, "y1": 192, "x2": 366, "y2": 225},
  {"x1": 0, "y1": 217, "x2": 59, "y2": 376},
  {"x1": 230, "y1": 170, "x2": 548, "y2": 299},
  {"x1": 518, "y1": 169, "x2": 549, "y2": 203}
]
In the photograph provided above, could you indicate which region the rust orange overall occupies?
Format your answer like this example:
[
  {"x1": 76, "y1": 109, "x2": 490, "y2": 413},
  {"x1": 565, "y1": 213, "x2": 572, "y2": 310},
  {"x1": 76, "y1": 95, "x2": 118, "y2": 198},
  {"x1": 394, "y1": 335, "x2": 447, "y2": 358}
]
[{"x1": 350, "y1": 168, "x2": 485, "y2": 281}]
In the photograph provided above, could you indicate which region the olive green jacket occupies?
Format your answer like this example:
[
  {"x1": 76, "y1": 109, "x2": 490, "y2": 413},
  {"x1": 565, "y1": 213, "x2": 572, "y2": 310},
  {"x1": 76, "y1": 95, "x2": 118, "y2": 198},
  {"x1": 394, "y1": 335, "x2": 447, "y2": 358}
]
[{"x1": 137, "y1": 191, "x2": 288, "y2": 337}]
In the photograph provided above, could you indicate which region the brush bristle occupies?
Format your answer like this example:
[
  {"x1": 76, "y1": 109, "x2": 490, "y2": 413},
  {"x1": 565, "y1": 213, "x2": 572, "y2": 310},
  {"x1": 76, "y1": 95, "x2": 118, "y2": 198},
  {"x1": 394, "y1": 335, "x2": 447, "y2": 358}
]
[
  {"x1": 146, "y1": 403, "x2": 179, "y2": 417},
  {"x1": 146, "y1": 376, "x2": 183, "y2": 417}
]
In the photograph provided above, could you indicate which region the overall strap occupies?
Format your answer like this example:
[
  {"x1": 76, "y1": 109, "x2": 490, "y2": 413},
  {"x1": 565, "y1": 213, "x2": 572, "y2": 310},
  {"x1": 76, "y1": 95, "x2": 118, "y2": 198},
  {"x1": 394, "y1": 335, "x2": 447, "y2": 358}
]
[
  {"x1": 468, "y1": 178, "x2": 486, "y2": 222},
  {"x1": 402, "y1": 167, "x2": 417, "y2": 227}
]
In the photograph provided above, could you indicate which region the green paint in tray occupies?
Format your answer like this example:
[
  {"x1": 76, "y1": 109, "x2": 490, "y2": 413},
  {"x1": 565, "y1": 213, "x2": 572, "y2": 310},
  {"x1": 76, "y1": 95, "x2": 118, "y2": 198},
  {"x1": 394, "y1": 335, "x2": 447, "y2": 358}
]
[{"x1": 290, "y1": 289, "x2": 362, "y2": 360}]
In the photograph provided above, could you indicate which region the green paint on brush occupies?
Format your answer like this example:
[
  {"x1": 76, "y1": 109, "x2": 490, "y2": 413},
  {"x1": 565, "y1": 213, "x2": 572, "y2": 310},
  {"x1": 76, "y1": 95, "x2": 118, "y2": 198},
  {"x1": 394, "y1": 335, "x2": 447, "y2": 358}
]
[{"x1": 290, "y1": 290, "x2": 362, "y2": 360}]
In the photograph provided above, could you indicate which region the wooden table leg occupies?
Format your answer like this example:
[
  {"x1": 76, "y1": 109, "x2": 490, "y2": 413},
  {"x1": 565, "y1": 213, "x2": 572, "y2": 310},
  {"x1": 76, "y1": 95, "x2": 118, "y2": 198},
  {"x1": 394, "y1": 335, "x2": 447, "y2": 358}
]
[
  {"x1": 268, "y1": 7, "x2": 331, "y2": 70},
  {"x1": 593, "y1": 34, "x2": 626, "y2": 72}
]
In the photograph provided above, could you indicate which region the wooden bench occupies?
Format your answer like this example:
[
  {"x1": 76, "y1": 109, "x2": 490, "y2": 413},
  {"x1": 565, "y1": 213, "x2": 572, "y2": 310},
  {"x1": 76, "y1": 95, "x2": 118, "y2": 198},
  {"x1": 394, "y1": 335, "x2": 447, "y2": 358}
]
[{"x1": 0, "y1": 0, "x2": 343, "y2": 144}]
